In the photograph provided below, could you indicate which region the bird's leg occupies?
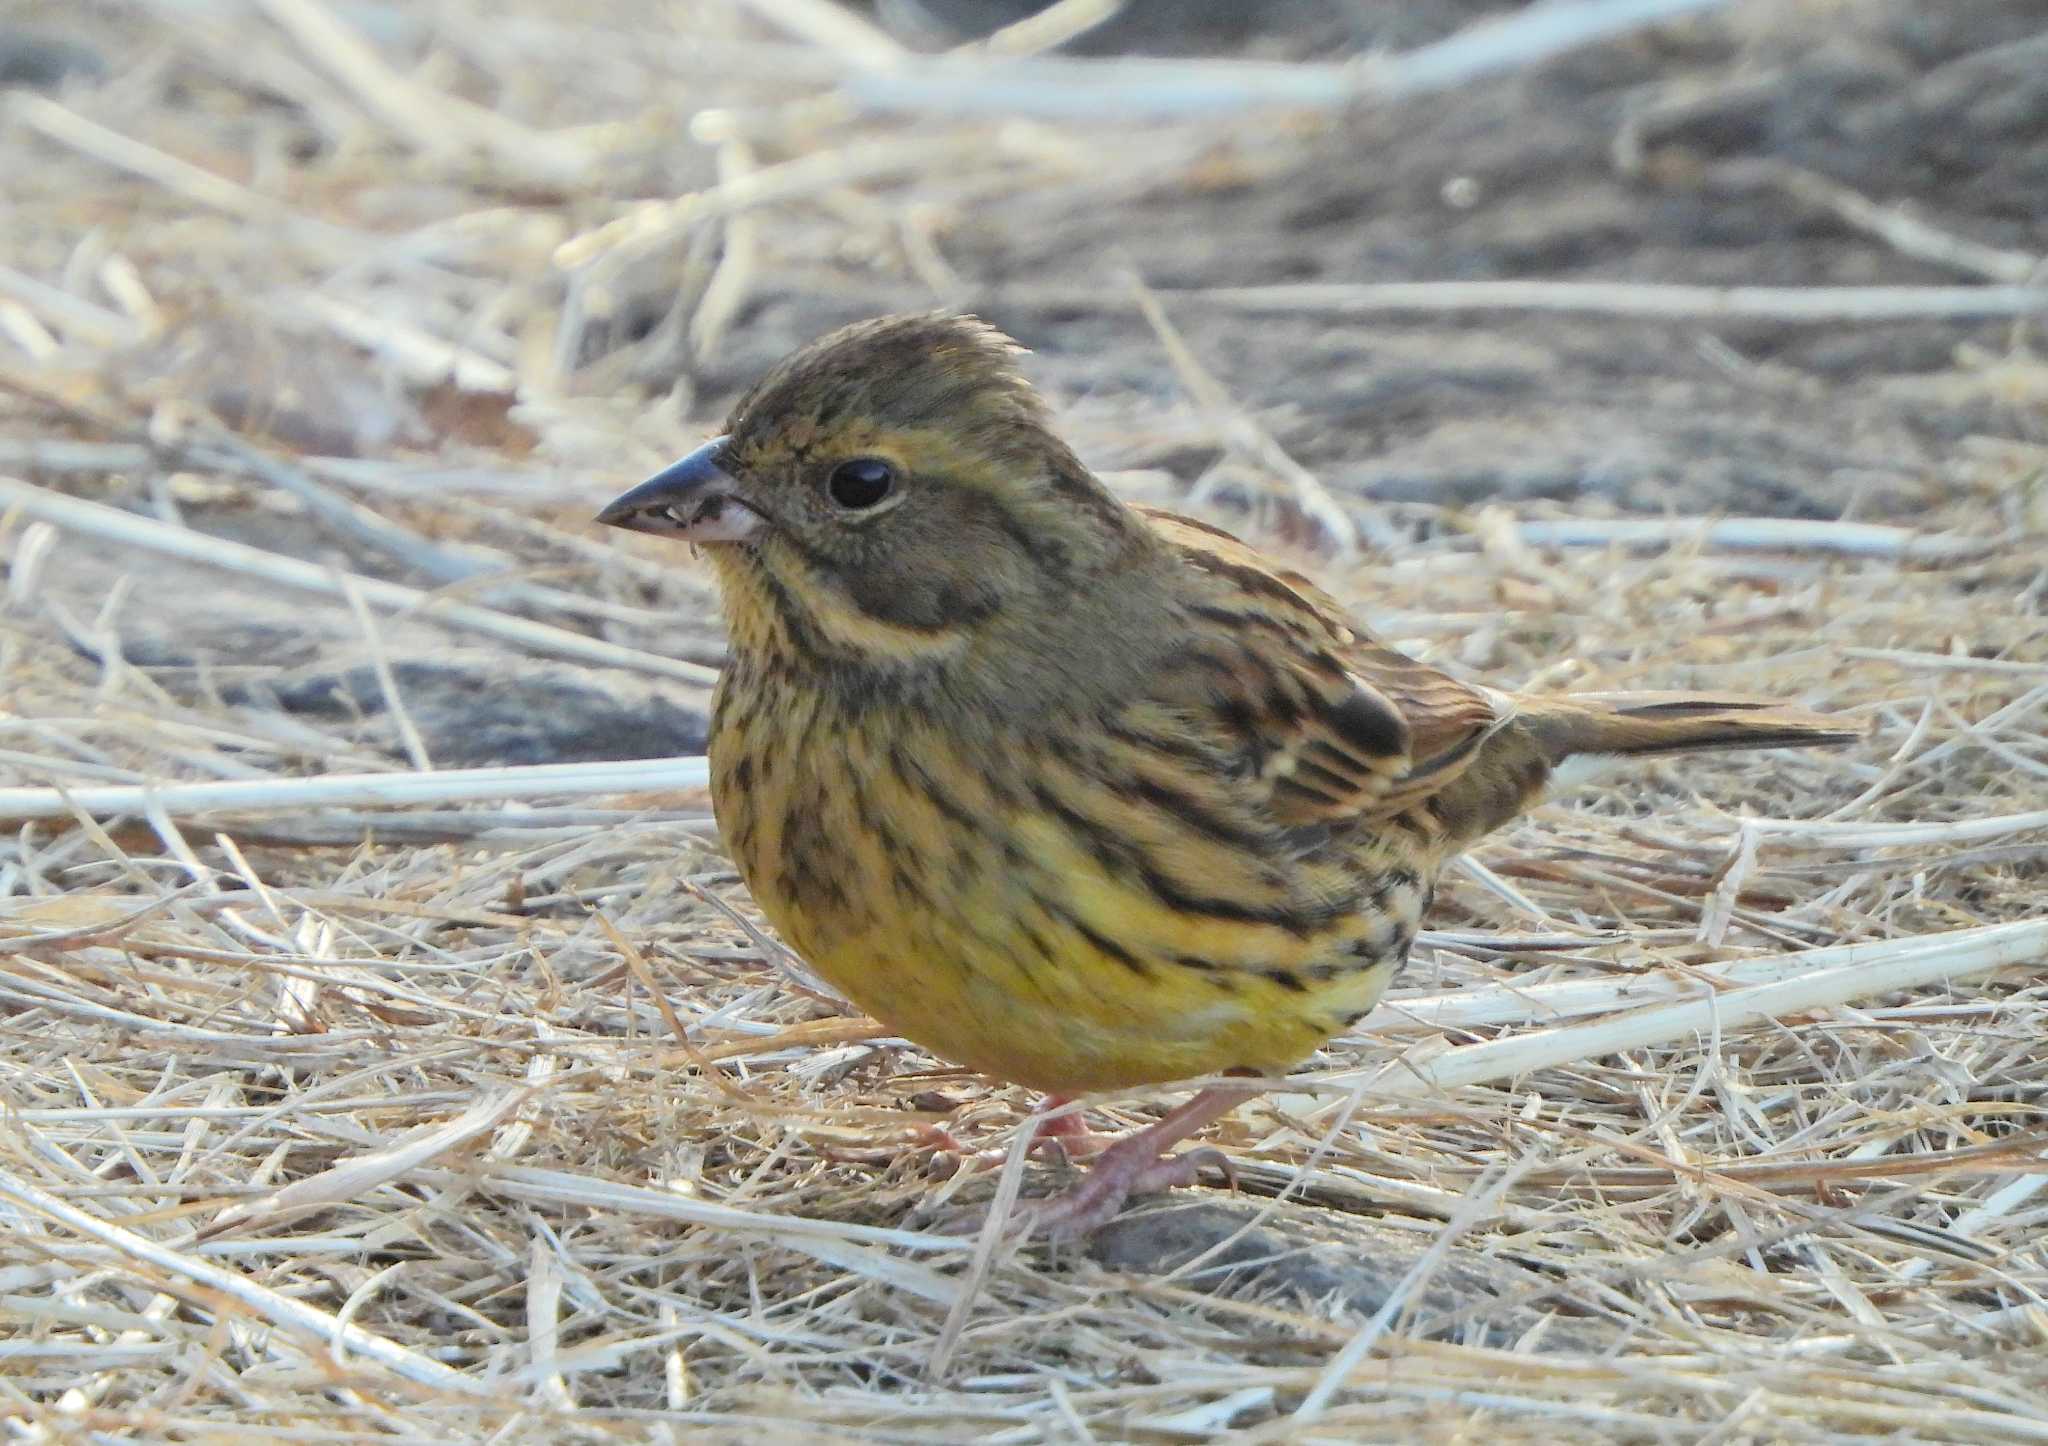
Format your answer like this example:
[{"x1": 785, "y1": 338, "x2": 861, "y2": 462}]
[
  {"x1": 918, "y1": 1094, "x2": 1103, "y2": 1175},
  {"x1": 1019, "y1": 1085, "x2": 1253, "y2": 1240},
  {"x1": 1027, "y1": 1095, "x2": 1109, "y2": 1160}
]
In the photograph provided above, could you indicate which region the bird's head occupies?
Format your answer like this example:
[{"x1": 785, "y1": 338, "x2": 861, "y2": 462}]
[{"x1": 598, "y1": 313, "x2": 1149, "y2": 668}]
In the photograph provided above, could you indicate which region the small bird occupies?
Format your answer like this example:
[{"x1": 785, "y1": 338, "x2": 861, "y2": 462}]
[{"x1": 598, "y1": 313, "x2": 1855, "y2": 1235}]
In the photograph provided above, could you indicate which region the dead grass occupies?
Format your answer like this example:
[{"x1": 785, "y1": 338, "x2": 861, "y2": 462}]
[{"x1": 2, "y1": 0, "x2": 2047, "y2": 1440}]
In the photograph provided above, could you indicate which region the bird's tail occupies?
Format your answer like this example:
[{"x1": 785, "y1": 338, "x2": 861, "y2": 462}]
[
  {"x1": 1420, "y1": 691, "x2": 1855, "y2": 847},
  {"x1": 1516, "y1": 692, "x2": 1861, "y2": 763}
]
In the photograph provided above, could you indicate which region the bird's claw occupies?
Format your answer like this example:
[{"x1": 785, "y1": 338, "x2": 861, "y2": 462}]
[{"x1": 1015, "y1": 1144, "x2": 1232, "y2": 1241}]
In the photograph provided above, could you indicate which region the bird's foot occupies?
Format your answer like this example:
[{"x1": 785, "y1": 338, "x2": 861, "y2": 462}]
[
  {"x1": 918, "y1": 1085, "x2": 1254, "y2": 1239},
  {"x1": 920, "y1": 1097, "x2": 1106, "y2": 1179},
  {"x1": 1011, "y1": 1085, "x2": 1253, "y2": 1238},
  {"x1": 1017, "y1": 1140, "x2": 1234, "y2": 1241}
]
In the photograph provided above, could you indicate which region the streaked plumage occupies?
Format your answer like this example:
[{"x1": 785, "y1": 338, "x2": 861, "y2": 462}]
[{"x1": 599, "y1": 313, "x2": 1855, "y2": 1231}]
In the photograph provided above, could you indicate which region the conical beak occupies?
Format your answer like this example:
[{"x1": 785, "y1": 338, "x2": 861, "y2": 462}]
[{"x1": 595, "y1": 436, "x2": 764, "y2": 543}]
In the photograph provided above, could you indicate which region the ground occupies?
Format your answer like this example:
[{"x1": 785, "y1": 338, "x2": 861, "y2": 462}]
[{"x1": 1, "y1": 0, "x2": 2046, "y2": 1440}]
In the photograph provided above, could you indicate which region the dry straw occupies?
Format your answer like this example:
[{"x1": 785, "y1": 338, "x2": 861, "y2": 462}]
[{"x1": 1, "y1": 0, "x2": 2045, "y2": 1438}]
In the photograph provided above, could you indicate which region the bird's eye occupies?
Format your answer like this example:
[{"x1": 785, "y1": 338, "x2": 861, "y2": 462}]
[{"x1": 826, "y1": 458, "x2": 895, "y2": 510}]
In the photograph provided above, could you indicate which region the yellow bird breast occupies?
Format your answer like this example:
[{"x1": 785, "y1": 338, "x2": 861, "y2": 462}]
[{"x1": 708, "y1": 692, "x2": 1416, "y2": 1095}]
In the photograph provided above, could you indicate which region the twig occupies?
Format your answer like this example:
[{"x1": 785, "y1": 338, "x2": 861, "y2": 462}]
[
  {"x1": 0, "y1": 477, "x2": 717, "y2": 686},
  {"x1": 8, "y1": 92, "x2": 361, "y2": 257},
  {"x1": 196, "y1": 426, "x2": 504, "y2": 587},
  {"x1": 0, "y1": 265, "x2": 143, "y2": 348},
  {"x1": 689, "y1": 139, "x2": 763, "y2": 364},
  {"x1": 292, "y1": 294, "x2": 517, "y2": 395},
  {"x1": 1126, "y1": 273, "x2": 1360, "y2": 554},
  {"x1": 338, "y1": 577, "x2": 433, "y2": 772},
  {"x1": 256, "y1": 0, "x2": 600, "y2": 185},
  {"x1": 0, "y1": 756, "x2": 710, "y2": 822},
  {"x1": 1294, "y1": 1157, "x2": 1537, "y2": 1422},
  {"x1": 1508, "y1": 516, "x2": 1995, "y2": 561},
  {"x1": 729, "y1": 0, "x2": 906, "y2": 61},
  {"x1": 973, "y1": 0, "x2": 1128, "y2": 55},
  {"x1": 1156, "y1": 280, "x2": 2048, "y2": 323},
  {"x1": 1733, "y1": 807, "x2": 2048, "y2": 851},
  {"x1": 0, "y1": 1166, "x2": 488, "y2": 1396},
  {"x1": 0, "y1": 300, "x2": 60, "y2": 360},
  {"x1": 1326, "y1": 918, "x2": 2048, "y2": 1099},
  {"x1": 200, "y1": 1089, "x2": 526, "y2": 1239},
  {"x1": 1839, "y1": 648, "x2": 2048, "y2": 677},
  {"x1": 9, "y1": 93, "x2": 282, "y2": 224},
  {"x1": 552, "y1": 133, "x2": 999, "y2": 272},
  {"x1": 1369, "y1": 919, "x2": 2048, "y2": 1036},
  {"x1": 1722, "y1": 161, "x2": 2043, "y2": 286},
  {"x1": 0, "y1": 434, "x2": 679, "y2": 625},
  {"x1": 841, "y1": 0, "x2": 1732, "y2": 116},
  {"x1": 454, "y1": 1164, "x2": 973, "y2": 1254}
]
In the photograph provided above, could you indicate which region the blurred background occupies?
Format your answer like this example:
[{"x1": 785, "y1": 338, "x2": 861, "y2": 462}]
[{"x1": 4, "y1": 2, "x2": 2042, "y2": 780}]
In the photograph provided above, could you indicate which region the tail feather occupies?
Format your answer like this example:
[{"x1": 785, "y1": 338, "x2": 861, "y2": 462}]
[{"x1": 1519, "y1": 692, "x2": 1860, "y2": 763}]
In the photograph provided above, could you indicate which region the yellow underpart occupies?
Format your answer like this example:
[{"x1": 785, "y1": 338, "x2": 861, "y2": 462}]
[{"x1": 711, "y1": 707, "x2": 1404, "y2": 1094}]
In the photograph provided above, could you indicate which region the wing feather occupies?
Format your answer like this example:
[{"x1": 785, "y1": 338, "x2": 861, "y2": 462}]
[{"x1": 1139, "y1": 507, "x2": 1503, "y2": 825}]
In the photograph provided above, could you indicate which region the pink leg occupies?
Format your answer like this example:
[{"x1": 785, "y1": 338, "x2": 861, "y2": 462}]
[
  {"x1": 1030, "y1": 1095, "x2": 1109, "y2": 1158},
  {"x1": 1019, "y1": 1086, "x2": 1253, "y2": 1240},
  {"x1": 917, "y1": 1094, "x2": 1104, "y2": 1177}
]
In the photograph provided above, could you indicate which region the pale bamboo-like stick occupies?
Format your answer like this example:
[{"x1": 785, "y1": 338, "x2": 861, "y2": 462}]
[
  {"x1": 1326, "y1": 918, "x2": 2048, "y2": 1101},
  {"x1": 0, "y1": 477, "x2": 715, "y2": 686},
  {"x1": 842, "y1": 0, "x2": 1731, "y2": 116},
  {"x1": 1176, "y1": 280, "x2": 2048, "y2": 322},
  {"x1": 1368, "y1": 919, "x2": 2048, "y2": 1036},
  {"x1": 1737, "y1": 808, "x2": 2048, "y2": 850},
  {"x1": 1510, "y1": 516, "x2": 1993, "y2": 561},
  {"x1": 0, "y1": 756, "x2": 710, "y2": 822}
]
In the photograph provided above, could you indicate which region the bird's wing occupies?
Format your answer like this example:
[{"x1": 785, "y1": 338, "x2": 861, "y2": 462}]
[{"x1": 1138, "y1": 507, "x2": 1504, "y2": 826}]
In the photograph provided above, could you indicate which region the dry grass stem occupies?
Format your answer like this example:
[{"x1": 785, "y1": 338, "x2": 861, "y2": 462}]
[
  {"x1": 0, "y1": 756, "x2": 710, "y2": 822},
  {"x1": 1174, "y1": 280, "x2": 2048, "y2": 322},
  {"x1": 0, "y1": 477, "x2": 717, "y2": 685}
]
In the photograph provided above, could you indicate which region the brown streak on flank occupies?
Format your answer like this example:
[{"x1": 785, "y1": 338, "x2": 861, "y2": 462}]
[
  {"x1": 881, "y1": 848, "x2": 930, "y2": 914},
  {"x1": 1050, "y1": 908, "x2": 1152, "y2": 979},
  {"x1": 1263, "y1": 968, "x2": 1308, "y2": 993},
  {"x1": 870, "y1": 812, "x2": 911, "y2": 866},
  {"x1": 1116, "y1": 773, "x2": 1272, "y2": 852},
  {"x1": 890, "y1": 740, "x2": 987, "y2": 838},
  {"x1": 1032, "y1": 774, "x2": 1323, "y2": 934},
  {"x1": 1170, "y1": 954, "x2": 1247, "y2": 994},
  {"x1": 1019, "y1": 921, "x2": 1059, "y2": 964}
]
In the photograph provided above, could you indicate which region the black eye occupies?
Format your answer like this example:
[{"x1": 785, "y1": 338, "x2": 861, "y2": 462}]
[{"x1": 827, "y1": 458, "x2": 895, "y2": 510}]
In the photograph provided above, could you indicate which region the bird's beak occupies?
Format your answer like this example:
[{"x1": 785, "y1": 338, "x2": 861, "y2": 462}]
[{"x1": 595, "y1": 436, "x2": 765, "y2": 544}]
